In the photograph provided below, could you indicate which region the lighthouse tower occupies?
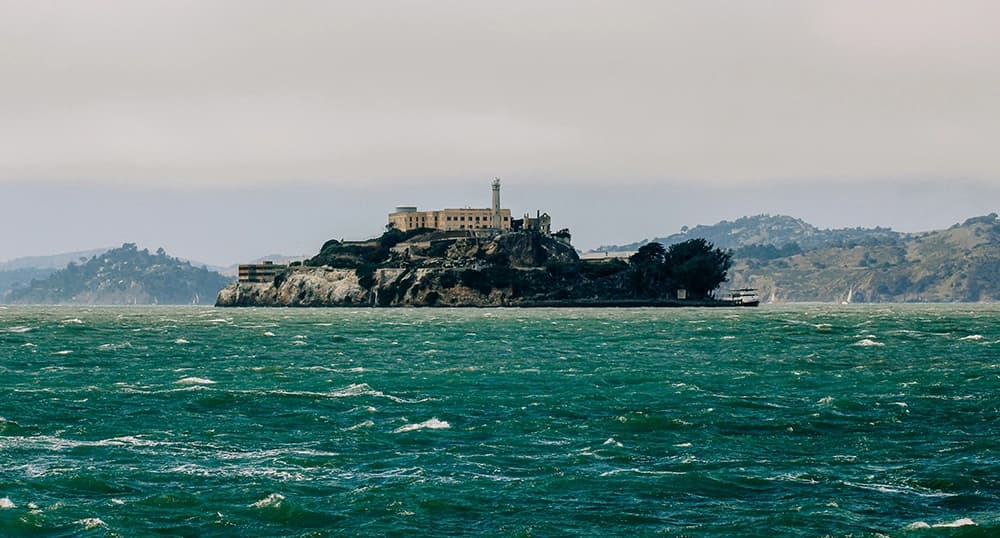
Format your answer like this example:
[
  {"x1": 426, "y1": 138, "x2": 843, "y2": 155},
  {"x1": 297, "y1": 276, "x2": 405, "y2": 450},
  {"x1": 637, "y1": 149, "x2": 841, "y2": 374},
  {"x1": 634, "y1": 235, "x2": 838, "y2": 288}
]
[{"x1": 491, "y1": 177, "x2": 502, "y2": 229}]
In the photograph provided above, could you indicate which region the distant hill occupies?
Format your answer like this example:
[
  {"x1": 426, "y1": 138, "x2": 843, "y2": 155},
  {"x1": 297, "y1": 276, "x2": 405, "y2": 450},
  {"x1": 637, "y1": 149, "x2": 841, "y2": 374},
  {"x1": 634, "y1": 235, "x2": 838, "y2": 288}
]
[
  {"x1": 0, "y1": 247, "x2": 112, "y2": 271},
  {"x1": 727, "y1": 214, "x2": 1000, "y2": 303},
  {"x1": 5, "y1": 243, "x2": 232, "y2": 305},
  {"x1": 594, "y1": 214, "x2": 900, "y2": 253},
  {"x1": 0, "y1": 248, "x2": 113, "y2": 300}
]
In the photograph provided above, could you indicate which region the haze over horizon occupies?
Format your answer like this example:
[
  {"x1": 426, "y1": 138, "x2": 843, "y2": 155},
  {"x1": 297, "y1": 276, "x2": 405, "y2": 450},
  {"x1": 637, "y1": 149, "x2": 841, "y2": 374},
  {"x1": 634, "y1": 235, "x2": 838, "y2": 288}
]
[{"x1": 2, "y1": 1, "x2": 999, "y2": 265}]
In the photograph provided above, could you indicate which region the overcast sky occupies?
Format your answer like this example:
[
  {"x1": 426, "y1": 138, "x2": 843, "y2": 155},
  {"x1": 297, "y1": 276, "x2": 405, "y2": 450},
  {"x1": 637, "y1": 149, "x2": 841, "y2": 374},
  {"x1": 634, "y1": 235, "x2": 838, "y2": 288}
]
[{"x1": 2, "y1": 1, "x2": 999, "y2": 265}]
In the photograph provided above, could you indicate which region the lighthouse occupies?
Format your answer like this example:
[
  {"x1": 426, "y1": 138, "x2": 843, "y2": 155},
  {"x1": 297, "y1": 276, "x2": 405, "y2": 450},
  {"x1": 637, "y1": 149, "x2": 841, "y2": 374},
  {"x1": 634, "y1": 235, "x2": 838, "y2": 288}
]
[{"x1": 491, "y1": 177, "x2": 502, "y2": 229}]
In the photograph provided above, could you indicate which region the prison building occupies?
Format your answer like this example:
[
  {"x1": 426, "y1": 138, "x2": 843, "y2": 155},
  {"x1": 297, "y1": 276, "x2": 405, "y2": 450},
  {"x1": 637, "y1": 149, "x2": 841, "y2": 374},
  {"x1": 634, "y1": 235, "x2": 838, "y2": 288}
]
[{"x1": 238, "y1": 261, "x2": 287, "y2": 283}]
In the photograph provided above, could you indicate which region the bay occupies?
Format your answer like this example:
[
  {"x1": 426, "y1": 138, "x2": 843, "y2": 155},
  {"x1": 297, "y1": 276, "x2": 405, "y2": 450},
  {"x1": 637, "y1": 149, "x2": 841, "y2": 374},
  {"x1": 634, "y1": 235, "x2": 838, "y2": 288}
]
[{"x1": 1, "y1": 305, "x2": 998, "y2": 536}]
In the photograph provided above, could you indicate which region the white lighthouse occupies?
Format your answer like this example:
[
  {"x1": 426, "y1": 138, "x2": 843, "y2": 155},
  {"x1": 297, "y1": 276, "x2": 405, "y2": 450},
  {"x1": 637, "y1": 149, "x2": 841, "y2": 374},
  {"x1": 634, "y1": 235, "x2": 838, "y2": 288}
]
[{"x1": 491, "y1": 177, "x2": 502, "y2": 229}]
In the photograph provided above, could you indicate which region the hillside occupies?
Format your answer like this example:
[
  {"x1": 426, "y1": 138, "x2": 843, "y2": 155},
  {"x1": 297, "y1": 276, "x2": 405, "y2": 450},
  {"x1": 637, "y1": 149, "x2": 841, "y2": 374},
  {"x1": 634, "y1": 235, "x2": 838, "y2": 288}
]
[
  {"x1": 727, "y1": 214, "x2": 1000, "y2": 303},
  {"x1": 6, "y1": 243, "x2": 232, "y2": 305},
  {"x1": 595, "y1": 214, "x2": 900, "y2": 253}
]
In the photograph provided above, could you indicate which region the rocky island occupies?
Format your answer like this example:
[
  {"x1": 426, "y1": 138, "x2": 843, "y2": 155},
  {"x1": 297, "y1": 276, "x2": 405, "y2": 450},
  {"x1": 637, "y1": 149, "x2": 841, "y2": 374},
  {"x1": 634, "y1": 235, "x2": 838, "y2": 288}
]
[
  {"x1": 216, "y1": 229, "x2": 732, "y2": 308},
  {"x1": 217, "y1": 179, "x2": 733, "y2": 308}
]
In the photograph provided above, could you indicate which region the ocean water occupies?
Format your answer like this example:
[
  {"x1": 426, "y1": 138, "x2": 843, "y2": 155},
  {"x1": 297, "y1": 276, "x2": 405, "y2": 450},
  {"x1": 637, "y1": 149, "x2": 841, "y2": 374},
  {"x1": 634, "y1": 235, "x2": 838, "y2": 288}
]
[{"x1": 1, "y1": 305, "x2": 998, "y2": 537}]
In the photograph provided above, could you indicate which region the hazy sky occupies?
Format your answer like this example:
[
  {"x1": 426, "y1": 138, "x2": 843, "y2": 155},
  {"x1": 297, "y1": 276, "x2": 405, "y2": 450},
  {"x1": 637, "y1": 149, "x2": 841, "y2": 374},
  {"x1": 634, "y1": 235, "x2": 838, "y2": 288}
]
[{"x1": 2, "y1": 1, "x2": 999, "y2": 264}]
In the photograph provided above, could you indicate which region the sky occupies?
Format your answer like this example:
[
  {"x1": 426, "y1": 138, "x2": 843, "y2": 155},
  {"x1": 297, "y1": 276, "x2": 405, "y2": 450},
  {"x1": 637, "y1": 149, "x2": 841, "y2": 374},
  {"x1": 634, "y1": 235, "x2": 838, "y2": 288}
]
[{"x1": 2, "y1": 1, "x2": 999, "y2": 265}]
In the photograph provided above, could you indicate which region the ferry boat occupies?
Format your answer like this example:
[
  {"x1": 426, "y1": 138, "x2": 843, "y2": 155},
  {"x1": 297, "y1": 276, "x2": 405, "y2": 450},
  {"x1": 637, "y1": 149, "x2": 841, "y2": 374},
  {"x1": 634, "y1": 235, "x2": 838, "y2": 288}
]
[{"x1": 727, "y1": 288, "x2": 760, "y2": 307}]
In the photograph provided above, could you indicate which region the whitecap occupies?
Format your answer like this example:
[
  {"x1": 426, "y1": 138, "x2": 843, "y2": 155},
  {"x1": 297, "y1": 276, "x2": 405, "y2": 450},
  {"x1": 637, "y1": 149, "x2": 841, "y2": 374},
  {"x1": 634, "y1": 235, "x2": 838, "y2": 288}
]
[
  {"x1": 602, "y1": 437, "x2": 623, "y2": 447},
  {"x1": 0, "y1": 497, "x2": 15, "y2": 509},
  {"x1": 174, "y1": 338, "x2": 190, "y2": 344},
  {"x1": 61, "y1": 318, "x2": 84, "y2": 324},
  {"x1": 960, "y1": 335, "x2": 983, "y2": 341},
  {"x1": 52, "y1": 350, "x2": 73, "y2": 355},
  {"x1": 6, "y1": 326, "x2": 33, "y2": 333},
  {"x1": 74, "y1": 518, "x2": 106, "y2": 529},
  {"x1": 250, "y1": 493, "x2": 285, "y2": 508},
  {"x1": 853, "y1": 339, "x2": 884, "y2": 347},
  {"x1": 110, "y1": 498, "x2": 125, "y2": 505},
  {"x1": 346, "y1": 420, "x2": 374, "y2": 430},
  {"x1": 818, "y1": 396, "x2": 834, "y2": 405},
  {"x1": 263, "y1": 331, "x2": 276, "y2": 337},
  {"x1": 933, "y1": 518, "x2": 976, "y2": 528},
  {"x1": 22, "y1": 343, "x2": 36, "y2": 348},
  {"x1": 394, "y1": 418, "x2": 451, "y2": 433},
  {"x1": 206, "y1": 318, "x2": 231, "y2": 324},
  {"x1": 175, "y1": 377, "x2": 216, "y2": 385},
  {"x1": 292, "y1": 335, "x2": 307, "y2": 340}
]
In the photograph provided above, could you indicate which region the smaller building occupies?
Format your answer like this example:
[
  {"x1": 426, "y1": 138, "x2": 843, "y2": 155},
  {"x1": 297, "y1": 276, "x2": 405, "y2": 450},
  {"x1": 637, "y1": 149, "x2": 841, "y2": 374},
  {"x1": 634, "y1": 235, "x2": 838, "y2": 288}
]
[
  {"x1": 238, "y1": 261, "x2": 286, "y2": 283},
  {"x1": 513, "y1": 211, "x2": 552, "y2": 235}
]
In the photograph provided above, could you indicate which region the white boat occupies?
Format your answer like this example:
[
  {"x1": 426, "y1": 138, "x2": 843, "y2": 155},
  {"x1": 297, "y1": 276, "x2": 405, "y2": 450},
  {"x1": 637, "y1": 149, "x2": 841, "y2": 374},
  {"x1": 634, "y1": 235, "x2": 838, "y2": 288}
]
[{"x1": 727, "y1": 288, "x2": 760, "y2": 307}]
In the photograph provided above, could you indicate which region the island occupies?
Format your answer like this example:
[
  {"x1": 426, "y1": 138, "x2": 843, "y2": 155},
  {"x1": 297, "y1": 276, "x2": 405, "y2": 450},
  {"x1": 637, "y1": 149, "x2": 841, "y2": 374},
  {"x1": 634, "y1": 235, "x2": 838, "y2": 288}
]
[{"x1": 216, "y1": 180, "x2": 734, "y2": 307}]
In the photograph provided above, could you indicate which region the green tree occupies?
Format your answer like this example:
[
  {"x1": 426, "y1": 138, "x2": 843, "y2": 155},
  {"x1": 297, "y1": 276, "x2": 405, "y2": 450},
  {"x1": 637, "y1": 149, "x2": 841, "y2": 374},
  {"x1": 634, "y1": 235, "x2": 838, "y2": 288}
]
[
  {"x1": 628, "y1": 242, "x2": 671, "y2": 296},
  {"x1": 664, "y1": 239, "x2": 732, "y2": 299}
]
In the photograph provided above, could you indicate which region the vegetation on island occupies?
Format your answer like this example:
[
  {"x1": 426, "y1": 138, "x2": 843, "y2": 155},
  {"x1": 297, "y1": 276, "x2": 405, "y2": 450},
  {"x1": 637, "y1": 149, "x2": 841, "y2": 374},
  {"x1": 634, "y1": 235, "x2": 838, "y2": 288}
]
[{"x1": 6, "y1": 243, "x2": 231, "y2": 305}]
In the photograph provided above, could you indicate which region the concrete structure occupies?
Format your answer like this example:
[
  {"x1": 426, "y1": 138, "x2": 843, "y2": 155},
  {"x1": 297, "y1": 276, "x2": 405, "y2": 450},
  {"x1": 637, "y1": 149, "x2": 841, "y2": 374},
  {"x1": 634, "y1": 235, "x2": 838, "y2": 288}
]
[
  {"x1": 388, "y1": 180, "x2": 513, "y2": 233},
  {"x1": 579, "y1": 251, "x2": 636, "y2": 261},
  {"x1": 238, "y1": 261, "x2": 286, "y2": 283}
]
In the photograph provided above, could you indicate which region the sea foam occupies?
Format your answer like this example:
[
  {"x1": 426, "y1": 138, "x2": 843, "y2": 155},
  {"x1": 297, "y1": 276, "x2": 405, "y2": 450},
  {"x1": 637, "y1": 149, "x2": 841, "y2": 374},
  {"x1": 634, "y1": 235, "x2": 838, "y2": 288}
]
[
  {"x1": 394, "y1": 418, "x2": 451, "y2": 433},
  {"x1": 250, "y1": 493, "x2": 285, "y2": 508},
  {"x1": 175, "y1": 377, "x2": 216, "y2": 385}
]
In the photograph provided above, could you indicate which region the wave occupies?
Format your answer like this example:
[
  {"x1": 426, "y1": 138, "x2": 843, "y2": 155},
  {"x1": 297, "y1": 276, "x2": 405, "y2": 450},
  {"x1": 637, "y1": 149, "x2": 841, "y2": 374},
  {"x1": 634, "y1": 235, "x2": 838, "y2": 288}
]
[
  {"x1": 346, "y1": 420, "x2": 374, "y2": 430},
  {"x1": 175, "y1": 377, "x2": 216, "y2": 385},
  {"x1": 394, "y1": 418, "x2": 450, "y2": 433},
  {"x1": 5, "y1": 326, "x2": 33, "y2": 333},
  {"x1": 250, "y1": 493, "x2": 285, "y2": 509},
  {"x1": 97, "y1": 342, "x2": 132, "y2": 351},
  {"x1": 907, "y1": 518, "x2": 976, "y2": 529},
  {"x1": 0, "y1": 497, "x2": 14, "y2": 509},
  {"x1": 853, "y1": 338, "x2": 884, "y2": 347},
  {"x1": 74, "y1": 518, "x2": 107, "y2": 529},
  {"x1": 960, "y1": 334, "x2": 984, "y2": 341}
]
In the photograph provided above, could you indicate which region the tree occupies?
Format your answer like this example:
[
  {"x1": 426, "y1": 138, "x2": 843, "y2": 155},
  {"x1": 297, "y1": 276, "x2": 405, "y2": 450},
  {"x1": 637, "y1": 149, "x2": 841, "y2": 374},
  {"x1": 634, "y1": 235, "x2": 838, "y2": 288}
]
[
  {"x1": 628, "y1": 242, "x2": 671, "y2": 296},
  {"x1": 664, "y1": 239, "x2": 732, "y2": 299}
]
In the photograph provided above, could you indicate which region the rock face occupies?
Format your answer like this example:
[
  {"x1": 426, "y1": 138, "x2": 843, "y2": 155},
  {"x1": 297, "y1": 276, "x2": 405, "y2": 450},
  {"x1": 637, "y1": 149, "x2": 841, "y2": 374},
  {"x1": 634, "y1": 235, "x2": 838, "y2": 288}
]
[
  {"x1": 216, "y1": 267, "x2": 516, "y2": 307},
  {"x1": 218, "y1": 230, "x2": 604, "y2": 307}
]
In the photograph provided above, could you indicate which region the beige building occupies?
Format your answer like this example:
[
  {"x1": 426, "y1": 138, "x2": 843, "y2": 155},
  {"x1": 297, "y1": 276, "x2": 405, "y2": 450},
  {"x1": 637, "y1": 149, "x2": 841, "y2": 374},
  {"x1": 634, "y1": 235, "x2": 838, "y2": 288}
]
[
  {"x1": 388, "y1": 207, "x2": 513, "y2": 232},
  {"x1": 238, "y1": 261, "x2": 286, "y2": 283},
  {"x1": 388, "y1": 178, "x2": 513, "y2": 232}
]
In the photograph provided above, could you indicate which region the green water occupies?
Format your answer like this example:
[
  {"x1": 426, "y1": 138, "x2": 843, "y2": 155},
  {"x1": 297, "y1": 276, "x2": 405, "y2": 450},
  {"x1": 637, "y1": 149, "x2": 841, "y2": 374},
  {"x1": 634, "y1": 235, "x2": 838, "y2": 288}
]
[{"x1": 1, "y1": 305, "x2": 998, "y2": 536}]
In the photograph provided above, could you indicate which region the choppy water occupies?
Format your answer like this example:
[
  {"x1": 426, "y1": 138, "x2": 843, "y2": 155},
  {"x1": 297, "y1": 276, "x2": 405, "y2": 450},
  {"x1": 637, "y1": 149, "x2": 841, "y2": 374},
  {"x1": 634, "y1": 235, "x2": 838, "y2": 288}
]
[{"x1": 1, "y1": 305, "x2": 999, "y2": 537}]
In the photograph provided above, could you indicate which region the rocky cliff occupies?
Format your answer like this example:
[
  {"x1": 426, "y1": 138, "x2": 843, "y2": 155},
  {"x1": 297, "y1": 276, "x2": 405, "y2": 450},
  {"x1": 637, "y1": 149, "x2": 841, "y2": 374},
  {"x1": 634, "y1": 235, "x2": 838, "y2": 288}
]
[{"x1": 217, "y1": 230, "x2": 586, "y2": 307}]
